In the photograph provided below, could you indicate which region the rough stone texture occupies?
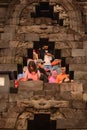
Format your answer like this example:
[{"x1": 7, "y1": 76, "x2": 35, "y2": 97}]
[
  {"x1": 0, "y1": 40, "x2": 9, "y2": 48},
  {"x1": 72, "y1": 49, "x2": 86, "y2": 57},
  {"x1": 74, "y1": 71, "x2": 87, "y2": 80},
  {"x1": 0, "y1": 82, "x2": 87, "y2": 129},
  {"x1": 0, "y1": 57, "x2": 15, "y2": 64},
  {"x1": 55, "y1": 41, "x2": 83, "y2": 49},
  {"x1": 0, "y1": 0, "x2": 87, "y2": 129},
  {"x1": 19, "y1": 80, "x2": 43, "y2": 91},
  {"x1": 25, "y1": 33, "x2": 39, "y2": 41},
  {"x1": 66, "y1": 56, "x2": 86, "y2": 64},
  {"x1": 0, "y1": 64, "x2": 17, "y2": 71}
]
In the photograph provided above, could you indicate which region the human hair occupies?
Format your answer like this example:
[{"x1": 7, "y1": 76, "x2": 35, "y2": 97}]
[{"x1": 27, "y1": 60, "x2": 37, "y2": 73}]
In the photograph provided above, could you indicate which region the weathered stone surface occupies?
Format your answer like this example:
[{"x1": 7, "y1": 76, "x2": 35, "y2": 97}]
[
  {"x1": 4, "y1": 25, "x2": 16, "y2": 33},
  {"x1": 14, "y1": 34, "x2": 25, "y2": 41},
  {"x1": 72, "y1": 49, "x2": 86, "y2": 57},
  {"x1": 5, "y1": 118, "x2": 16, "y2": 128},
  {"x1": 60, "y1": 83, "x2": 72, "y2": 92},
  {"x1": 49, "y1": 33, "x2": 67, "y2": 41},
  {"x1": 0, "y1": 0, "x2": 87, "y2": 129},
  {"x1": 44, "y1": 83, "x2": 60, "y2": 91},
  {"x1": 0, "y1": 64, "x2": 17, "y2": 71},
  {"x1": 0, "y1": 82, "x2": 85, "y2": 129},
  {"x1": 69, "y1": 64, "x2": 87, "y2": 71},
  {"x1": 81, "y1": 80, "x2": 87, "y2": 92},
  {"x1": 18, "y1": 91, "x2": 34, "y2": 99},
  {"x1": 0, "y1": 40, "x2": 9, "y2": 48},
  {"x1": 15, "y1": 48, "x2": 27, "y2": 56},
  {"x1": 0, "y1": 101, "x2": 7, "y2": 112},
  {"x1": 71, "y1": 82, "x2": 83, "y2": 92},
  {"x1": 0, "y1": 48, "x2": 15, "y2": 56},
  {"x1": 0, "y1": 57, "x2": 15, "y2": 64},
  {"x1": 34, "y1": 90, "x2": 45, "y2": 97},
  {"x1": 10, "y1": 40, "x2": 33, "y2": 49},
  {"x1": 18, "y1": 81, "x2": 43, "y2": 92},
  {"x1": 0, "y1": 94, "x2": 8, "y2": 112},
  {"x1": 56, "y1": 119, "x2": 87, "y2": 129},
  {"x1": 72, "y1": 100, "x2": 86, "y2": 109},
  {"x1": 14, "y1": 56, "x2": 23, "y2": 64},
  {"x1": 74, "y1": 71, "x2": 87, "y2": 80},
  {"x1": 59, "y1": 108, "x2": 87, "y2": 119},
  {"x1": 83, "y1": 93, "x2": 87, "y2": 101},
  {"x1": 17, "y1": 98, "x2": 70, "y2": 109},
  {"x1": 61, "y1": 48, "x2": 71, "y2": 57},
  {"x1": 25, "y1": 33, "x2": 39, "y2": 41},
  {"x1": 71, "y1": 92, "x2": 83, "y2": 100},
  {"x1": 0, "y1": 118, "x2": 6, "y2": 128},
  {"x1": 83, "y1": 41, "x2": 87, "y2": 49},
  {"x1": 66, "y1": 56, "x2": 86, "y2": 64},
  {"x1": 60, "y1": 82, "x2": 83, "y2": 93},
  {"x1": 55, "y1": 41, "x2": 83, "y2": 49},
  {"x1": 17, "y1": 26, "x2": 54, "y2": 34},
  {"x1": 1, "y1": 33, "x2": 14, "y2": 41},
  {"x1": 60, "y1": 91, "x2": 72, "y2": 100},
  {"x1": 0, "y1": 27, "x2": 4, "y2": 33}
]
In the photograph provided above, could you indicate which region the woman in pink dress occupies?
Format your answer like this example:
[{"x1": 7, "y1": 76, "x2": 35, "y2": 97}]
[{"x1": 24, "y1": 60, "x2": 40, "y2": 81}]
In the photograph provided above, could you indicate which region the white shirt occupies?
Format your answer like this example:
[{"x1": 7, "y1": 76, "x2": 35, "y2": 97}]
[{"x1": 44, "y1": 54, "x2": 52, "y2": 66}]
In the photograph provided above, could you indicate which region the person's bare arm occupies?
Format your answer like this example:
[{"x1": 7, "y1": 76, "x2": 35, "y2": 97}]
[{"x1": 46, "y1": 52, "x2": 54, "y2": 57}]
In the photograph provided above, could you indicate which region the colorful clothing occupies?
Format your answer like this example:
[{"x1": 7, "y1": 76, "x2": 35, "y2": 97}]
[
  {"x1": 24, "y1": 70, "x2": 40, "y2": 81},
  {"x1": 56, "y1": 73, "x2": 68, "y2": 83},
  {"x1": 49, "y1": 70, "x2": 57, "y2": 83}
]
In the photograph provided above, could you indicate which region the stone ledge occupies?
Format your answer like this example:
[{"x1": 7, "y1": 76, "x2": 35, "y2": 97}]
[
  {"x1": 0, "y1": 64, "x2": 17, "y2": 71},
  {"x1": 56, "y1": 119, "x2": 87, "y2": 129},
  {"x1": 60, "y1": 82, "x2": 83, "y2": 92},
  {"x1": 18, "y1": 80, "x2": 43, "y2": 92}
]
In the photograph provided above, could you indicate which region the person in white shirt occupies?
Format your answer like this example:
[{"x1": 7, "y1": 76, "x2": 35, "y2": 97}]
[{"x1": 44, "y1": 49, "x2": 53, "y2": 72}]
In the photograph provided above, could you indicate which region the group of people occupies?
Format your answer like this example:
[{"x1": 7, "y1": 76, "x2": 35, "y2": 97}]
[
  {"x1": 15, "y1": 45, "x2": 71, "y2": 87},
  {"x1": 17, "y1": 59, "x2": 69, "y2": 84}
]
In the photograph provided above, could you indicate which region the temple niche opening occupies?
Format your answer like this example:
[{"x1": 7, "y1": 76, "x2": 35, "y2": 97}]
[{"x1": 0, "y1": 0, "x2": 87, "y2": 130}]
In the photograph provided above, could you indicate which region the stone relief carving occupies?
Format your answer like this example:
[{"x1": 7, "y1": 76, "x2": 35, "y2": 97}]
[
  {"x1": 19, "y1": 2, "x2": 70, "y2": 27},
  {"x1": 18, "y1": 98, "x2": 69, "y2": 109}
]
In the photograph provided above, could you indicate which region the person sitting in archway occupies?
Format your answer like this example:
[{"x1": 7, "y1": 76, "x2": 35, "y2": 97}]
[
  {"x1": 24, "y1": 60, "x2": 41, "y2": 81},
  {"x1": 49, "y1": 70, "x2": 58, "y2": 83},
  {"x1": 56, "y1": 66, "x2": 70, "y2": 84},
  {"x1": 36, "y1": 59, "x2": 48, "y2": 83}
]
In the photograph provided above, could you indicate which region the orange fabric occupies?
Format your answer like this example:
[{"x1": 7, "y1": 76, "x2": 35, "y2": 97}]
[
  {"x1": 51, "y1": 60, "x2": 59, "y2": 66},
  {"x1": 56, "y1": 73, "x2": 68, "y2": 83}
]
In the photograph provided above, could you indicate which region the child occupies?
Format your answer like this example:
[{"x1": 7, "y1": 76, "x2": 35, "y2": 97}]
[{"x1": 49, "y1": 70, "x2": 57, "y2": 83}]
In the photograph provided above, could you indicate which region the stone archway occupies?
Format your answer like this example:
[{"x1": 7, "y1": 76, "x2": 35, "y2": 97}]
[
  {"x1": 2, "y1": 0, "x2": 83, "y2": 80},
  {"x1": 7, "y1": 0, "x2": 83, "y2": 33},
  {"x1": 14, "y1": 98, "x2": 65, "y2": 130}
]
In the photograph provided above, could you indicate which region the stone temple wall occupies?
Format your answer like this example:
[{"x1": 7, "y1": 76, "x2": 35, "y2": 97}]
[
  {"x1": 0, "y1": 0, "x2": 87, "y2": 83},
  {"x1": 0, "y1": 0, "x2": 87, "y2": 129},
  {"x1": 0, "y1": 81, "x2": 87, "y2": 130}
]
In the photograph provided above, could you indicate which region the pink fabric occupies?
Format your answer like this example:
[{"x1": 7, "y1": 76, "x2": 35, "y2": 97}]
[
  {"x1": 49, "y1": 70, "x2": 57, "y2": 83},
  {"x1": 24, "y1": 70, "x2": 40, "y2": 81},
  {"x1": 49, "y1": 77, "x2": 56, "y2": 83}
]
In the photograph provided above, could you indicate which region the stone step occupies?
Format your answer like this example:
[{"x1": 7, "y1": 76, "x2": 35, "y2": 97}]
[{"x1": 0, "y1": 64, "x2": 17, "y2": 71}]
